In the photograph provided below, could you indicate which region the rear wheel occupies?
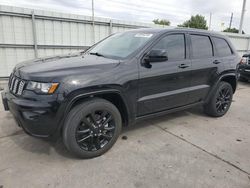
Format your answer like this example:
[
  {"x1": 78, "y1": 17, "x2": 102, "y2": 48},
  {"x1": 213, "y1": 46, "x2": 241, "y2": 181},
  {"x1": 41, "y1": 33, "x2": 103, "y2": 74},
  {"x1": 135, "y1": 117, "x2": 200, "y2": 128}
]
[
  {"x1": 63, "y1": 98, "x2": 122, "y2": 158},
  {"x1": 204, "y1": 81, "x2": 233, "y2": 117}
]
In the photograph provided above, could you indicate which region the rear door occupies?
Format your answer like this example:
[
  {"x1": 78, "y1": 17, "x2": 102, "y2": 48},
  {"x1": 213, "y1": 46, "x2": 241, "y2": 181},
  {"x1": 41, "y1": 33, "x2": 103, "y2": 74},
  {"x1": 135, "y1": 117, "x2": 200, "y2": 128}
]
[
  {"x1": 137, "y1": 32, "x2": 192, "y2": 116},
  {"x1": 187, "y1": 33, "x2": 223, "y2": 104},
  {"x1": 212, "y1": 37, "x2": 235, "y2": 70}
]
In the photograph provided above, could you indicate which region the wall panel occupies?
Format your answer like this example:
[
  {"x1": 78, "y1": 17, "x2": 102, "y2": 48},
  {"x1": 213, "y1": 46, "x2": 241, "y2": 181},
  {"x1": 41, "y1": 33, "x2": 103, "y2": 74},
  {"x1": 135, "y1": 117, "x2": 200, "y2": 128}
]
[{"x1": 0, "y1": 5, "x2": 249, "y2": 77}]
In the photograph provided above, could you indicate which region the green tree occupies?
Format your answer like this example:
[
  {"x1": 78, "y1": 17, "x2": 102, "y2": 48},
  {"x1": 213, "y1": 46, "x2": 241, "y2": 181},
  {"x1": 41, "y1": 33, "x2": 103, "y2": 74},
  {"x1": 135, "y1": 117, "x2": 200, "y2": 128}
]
[
  {"x1": 153, "y1": 19, "x2": 171, "y2": 26},
  {"x1": 178, "y1": 14, "x2": 208, "y2": 30},
  {"x1": 223, "y1": 27, "x2": 245, "y2": 34}
]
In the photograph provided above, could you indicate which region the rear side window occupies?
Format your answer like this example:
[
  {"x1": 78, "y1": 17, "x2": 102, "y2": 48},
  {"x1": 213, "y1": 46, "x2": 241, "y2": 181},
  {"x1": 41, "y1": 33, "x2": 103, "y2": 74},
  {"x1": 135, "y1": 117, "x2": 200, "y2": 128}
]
[
  {"x1": 152, "y1": 34, "x2": 185, "y2": 60},
  {"x1": 212, "y1": 37, "x2": 232, "y2": 56},
  {"x1": 190, "y1": 35, "x2": 213, "y2": 59}
]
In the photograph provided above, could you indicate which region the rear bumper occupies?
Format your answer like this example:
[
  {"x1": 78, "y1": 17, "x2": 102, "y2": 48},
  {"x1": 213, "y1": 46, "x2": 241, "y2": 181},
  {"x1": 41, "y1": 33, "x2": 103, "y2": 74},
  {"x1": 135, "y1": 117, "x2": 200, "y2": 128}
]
[{"x1": 2, "y1": 90, "x2": 63, "y2": 138}]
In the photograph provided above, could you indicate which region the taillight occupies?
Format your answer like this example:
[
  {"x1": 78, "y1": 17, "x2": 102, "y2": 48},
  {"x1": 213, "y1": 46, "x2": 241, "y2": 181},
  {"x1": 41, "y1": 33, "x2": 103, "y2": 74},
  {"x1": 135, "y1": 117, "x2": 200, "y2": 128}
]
[{"x1": 240, "y1": 58, "x2": 247, "y2": 64}]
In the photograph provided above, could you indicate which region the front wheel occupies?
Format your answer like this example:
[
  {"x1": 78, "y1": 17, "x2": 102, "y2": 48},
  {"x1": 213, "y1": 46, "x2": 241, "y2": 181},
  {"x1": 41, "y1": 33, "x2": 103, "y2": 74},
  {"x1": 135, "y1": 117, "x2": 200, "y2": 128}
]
[
  {"x1": 204, "y1": 81, "x2": 233, "y2": 117},
  {"x1": 63, "y1": 98, "x2": 122, "y2": 158}
]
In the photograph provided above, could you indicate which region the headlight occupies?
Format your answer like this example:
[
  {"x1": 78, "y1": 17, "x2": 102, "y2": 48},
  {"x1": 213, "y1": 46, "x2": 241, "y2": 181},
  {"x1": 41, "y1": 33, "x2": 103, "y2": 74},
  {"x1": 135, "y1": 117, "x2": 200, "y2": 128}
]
[{"x1": 26, "y1": 81, "x2": 59, "y2": 94}]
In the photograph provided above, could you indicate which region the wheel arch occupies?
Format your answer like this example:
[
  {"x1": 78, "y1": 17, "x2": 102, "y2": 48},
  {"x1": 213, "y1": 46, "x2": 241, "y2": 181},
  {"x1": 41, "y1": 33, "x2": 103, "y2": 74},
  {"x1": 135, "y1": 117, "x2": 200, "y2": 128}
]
[
  {"x1": 205, "y1": 73, "x2": 237, "y2": 103},
  {"x1": 64, "y1": 90, "x2": 130, "y2": 127},
  {"x1": 219, "y1": 74, "x2": 237, "y2": 93}
]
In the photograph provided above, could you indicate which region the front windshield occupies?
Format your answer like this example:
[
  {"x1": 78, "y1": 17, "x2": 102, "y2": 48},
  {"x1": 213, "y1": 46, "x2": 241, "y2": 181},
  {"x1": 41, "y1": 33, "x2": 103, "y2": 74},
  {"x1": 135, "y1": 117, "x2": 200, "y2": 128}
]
[{"x1": 89, "y1": 32, "x2": 154, "y2": 59}]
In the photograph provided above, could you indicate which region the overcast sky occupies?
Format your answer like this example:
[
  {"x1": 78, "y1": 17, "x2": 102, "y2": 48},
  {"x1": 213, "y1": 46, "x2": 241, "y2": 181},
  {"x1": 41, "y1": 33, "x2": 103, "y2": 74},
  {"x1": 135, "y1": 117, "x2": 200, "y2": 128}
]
[{"x1": 0, "y1": 0, "x2": 249, "y2": 33}]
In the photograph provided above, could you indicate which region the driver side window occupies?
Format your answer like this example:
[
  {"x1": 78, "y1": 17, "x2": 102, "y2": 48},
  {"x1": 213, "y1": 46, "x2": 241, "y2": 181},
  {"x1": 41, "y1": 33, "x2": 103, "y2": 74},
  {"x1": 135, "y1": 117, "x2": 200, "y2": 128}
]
[{"x1": 152, "y1": 34, "x2": 186, "y2": 61}]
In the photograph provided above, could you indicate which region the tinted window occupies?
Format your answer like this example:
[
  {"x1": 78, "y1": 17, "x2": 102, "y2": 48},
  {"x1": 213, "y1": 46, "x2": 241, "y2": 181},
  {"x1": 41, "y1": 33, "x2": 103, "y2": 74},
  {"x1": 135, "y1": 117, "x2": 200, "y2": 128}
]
[
  {"x1": 191, "y1": 35, "x2": 213, "y2": 59},
  {"x1": 213, "y1": 37, "x2": 232, "y2": 56},
  {"x1": 153, "y1": 34, "x2": 185, "y2": 60}
]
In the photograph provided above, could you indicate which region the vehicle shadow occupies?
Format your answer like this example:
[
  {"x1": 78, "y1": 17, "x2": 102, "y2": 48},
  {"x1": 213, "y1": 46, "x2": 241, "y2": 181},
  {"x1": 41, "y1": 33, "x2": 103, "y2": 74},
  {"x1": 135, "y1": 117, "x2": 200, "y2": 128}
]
[
  {"x1": 8, "y1": 132, "x2": 77, "y2": 159},
  {"x1": 8, "y1": 106, "x2": 206, "y2": 159},
  {"x1": 238, "y1": 81, "x2": 250, "y2": 88},
  {"x1": 122, "y1": 106, "x2": 205, "y2": 134}
]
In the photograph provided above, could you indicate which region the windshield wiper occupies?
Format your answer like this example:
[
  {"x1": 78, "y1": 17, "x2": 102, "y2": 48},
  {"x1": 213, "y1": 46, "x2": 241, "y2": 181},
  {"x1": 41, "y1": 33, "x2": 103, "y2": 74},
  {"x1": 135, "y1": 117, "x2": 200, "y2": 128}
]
[{"x1": 89, "y1": 52, "x2": 105, "y2": 57}]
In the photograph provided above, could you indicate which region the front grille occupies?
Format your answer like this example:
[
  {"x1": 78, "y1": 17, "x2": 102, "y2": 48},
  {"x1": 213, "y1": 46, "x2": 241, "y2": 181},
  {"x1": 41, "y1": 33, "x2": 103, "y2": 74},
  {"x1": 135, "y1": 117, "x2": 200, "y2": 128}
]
[{"x1": 8, "y1": 74, "x2": 26, "y2": 95}]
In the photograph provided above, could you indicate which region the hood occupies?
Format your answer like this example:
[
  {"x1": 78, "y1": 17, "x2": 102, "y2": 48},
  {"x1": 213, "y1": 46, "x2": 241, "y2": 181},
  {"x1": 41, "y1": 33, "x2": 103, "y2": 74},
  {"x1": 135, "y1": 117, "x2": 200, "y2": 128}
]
[{"x1": 14, "y1": 53, "x2": 120, "y2": 82}]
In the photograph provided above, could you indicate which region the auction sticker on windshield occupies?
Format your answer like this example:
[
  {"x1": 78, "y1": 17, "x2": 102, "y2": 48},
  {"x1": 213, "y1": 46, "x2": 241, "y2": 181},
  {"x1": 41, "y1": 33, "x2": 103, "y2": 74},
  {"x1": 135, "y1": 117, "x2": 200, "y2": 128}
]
[{"x1": 134, "y1": 33, "x2": 153, "y2": 38}]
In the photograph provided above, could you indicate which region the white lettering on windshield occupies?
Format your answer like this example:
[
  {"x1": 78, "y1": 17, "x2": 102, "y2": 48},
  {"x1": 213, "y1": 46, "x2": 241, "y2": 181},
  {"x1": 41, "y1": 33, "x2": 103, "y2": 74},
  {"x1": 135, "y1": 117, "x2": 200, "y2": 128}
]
[{"x1": 134, "y1": 33, "x2": 153, "y2": 38}]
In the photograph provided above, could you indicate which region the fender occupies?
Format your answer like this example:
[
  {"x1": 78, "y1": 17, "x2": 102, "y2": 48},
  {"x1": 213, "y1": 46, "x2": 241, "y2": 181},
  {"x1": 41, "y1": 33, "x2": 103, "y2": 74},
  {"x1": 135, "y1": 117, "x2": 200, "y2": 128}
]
[
  {"x1": 205, "y1": 72, "x2": 237, "y2": 104},
  {"x1": 54, "y1": 88, "x2": 132, "y2": 134},
  {"x1": 65, "y1": 89, "x2": 129, "y2": 115}
]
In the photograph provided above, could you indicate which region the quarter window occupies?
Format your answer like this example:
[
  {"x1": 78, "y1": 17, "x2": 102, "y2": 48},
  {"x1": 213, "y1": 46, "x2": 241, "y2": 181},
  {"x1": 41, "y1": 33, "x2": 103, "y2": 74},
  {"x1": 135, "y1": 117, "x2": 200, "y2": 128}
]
[
  {"x1": 213, "y1": 37, "x2": 232, "y2": 56},
  {"x1": 191, "y1": 35, "x2": 213, "y2": 59},
  {"x1": 152, "y1": 34, "x2": 185, "y2": 60}
]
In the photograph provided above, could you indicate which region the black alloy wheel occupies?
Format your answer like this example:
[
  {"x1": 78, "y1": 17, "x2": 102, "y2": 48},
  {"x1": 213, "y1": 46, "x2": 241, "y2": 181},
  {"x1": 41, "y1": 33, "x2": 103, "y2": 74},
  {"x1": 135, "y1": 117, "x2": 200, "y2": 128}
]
[
  {"x1": 63, "y1": 98, "x2": 122, "y2": 158},
  {"x1": 215, "y1": 87, "x2": 231, "y2": 113},
  {"x1": 204, "y1": 81, "x2": 233, "y2": 117},
  {"x1": 75, "y1": 110, "x2": 115, "y2": 151}
]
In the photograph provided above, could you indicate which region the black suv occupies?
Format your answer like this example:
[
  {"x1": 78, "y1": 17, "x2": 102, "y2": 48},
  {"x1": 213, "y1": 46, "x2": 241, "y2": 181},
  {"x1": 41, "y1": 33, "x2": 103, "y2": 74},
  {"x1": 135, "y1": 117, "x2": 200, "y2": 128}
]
[
  {"x1": 239, "y1": 53, "x2": 250, "y2": 82},
  {"x1": 1, "y1": 28, "x2": 240, "y2": 158}
]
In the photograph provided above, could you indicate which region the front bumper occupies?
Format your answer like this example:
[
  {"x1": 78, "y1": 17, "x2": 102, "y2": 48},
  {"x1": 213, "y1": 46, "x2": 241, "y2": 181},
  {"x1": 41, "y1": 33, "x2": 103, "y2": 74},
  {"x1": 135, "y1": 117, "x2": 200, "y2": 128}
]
[
  {"x1": 239, "y1": 65, "x2": 250, "y2": 80},
  {"x1": 1, "y1": 90, "x2": 63, "y2": 137},
  {"x1": 1, "y1": 92, "x2": 9, "y2": 111}
]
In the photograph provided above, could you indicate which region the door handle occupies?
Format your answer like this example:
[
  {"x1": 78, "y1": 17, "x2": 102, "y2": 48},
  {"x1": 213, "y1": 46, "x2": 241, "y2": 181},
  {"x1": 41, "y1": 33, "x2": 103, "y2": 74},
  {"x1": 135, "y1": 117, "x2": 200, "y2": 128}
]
[
  {"x1": 178, "y1": 64, "x2": 190, "y2": 69},
  {"x1": 213, "y1": 60, "x2": 221, "y2": 64}
]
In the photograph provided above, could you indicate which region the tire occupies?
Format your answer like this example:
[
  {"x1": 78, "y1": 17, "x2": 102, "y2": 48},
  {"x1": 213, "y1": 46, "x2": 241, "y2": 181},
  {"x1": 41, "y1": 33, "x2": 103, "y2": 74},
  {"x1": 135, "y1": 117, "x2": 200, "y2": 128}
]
[
  {"x1": 204, "y1": 81, "x2": 233, "y2": 117},
  {"x1": 63, "y1": 98, "x2": 122, "y2": 158}
]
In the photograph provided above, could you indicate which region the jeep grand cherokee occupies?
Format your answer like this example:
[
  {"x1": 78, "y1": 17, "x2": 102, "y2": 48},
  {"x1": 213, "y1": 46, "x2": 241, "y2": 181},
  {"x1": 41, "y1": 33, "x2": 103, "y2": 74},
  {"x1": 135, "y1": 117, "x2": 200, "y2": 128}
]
[{"x1": 1, "y1": 28, "x2": 240, "y2": 158}]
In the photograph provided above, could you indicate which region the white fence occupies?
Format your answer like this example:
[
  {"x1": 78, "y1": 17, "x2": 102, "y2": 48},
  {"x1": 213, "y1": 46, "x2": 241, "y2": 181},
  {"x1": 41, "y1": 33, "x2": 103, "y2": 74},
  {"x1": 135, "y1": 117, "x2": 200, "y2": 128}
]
[
  {"x1": 225, "y1": 32, "x2": 250, "y2": 55},
  {"x1": 0, "y1": 5, "x2": 250, "y2": 77}
]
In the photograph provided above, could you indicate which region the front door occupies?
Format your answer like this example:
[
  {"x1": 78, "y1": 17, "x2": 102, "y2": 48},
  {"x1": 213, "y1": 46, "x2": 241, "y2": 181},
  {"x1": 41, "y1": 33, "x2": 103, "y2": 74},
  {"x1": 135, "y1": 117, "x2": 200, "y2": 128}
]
[{"x1": 137, "y1": 33, "x2": 192, "y2": 116}]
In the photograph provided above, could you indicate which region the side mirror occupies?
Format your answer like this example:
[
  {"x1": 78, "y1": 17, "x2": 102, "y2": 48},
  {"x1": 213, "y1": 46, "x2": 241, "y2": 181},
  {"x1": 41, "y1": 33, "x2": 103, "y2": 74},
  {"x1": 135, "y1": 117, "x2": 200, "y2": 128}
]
[{"x1": 144, "y1": 49, "x2": 168, "y2": 63}]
